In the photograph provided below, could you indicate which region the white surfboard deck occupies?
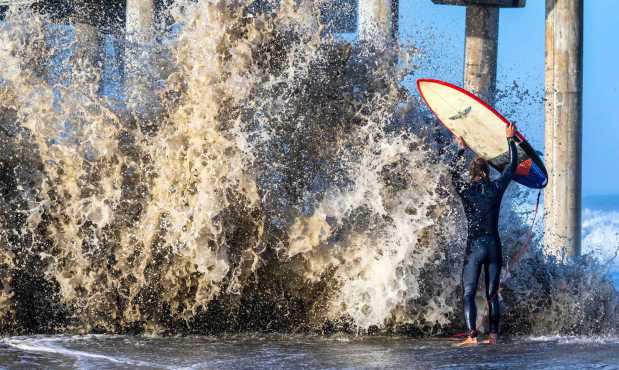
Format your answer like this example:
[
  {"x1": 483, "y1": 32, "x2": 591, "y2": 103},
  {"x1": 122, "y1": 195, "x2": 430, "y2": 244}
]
[{"x1": 417, "y1": 79, "x2": 510, "y2": 161}]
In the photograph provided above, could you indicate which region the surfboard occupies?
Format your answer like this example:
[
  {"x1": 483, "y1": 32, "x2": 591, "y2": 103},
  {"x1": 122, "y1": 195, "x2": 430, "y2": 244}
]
[{"x1": 416, "y1": 78, "x2": 548, "y2": 189}]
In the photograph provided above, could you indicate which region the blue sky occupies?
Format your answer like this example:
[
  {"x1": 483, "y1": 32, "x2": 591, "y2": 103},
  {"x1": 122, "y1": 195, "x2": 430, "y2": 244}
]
[{"x1": 399, "y1": 1, "x2": 619, "y2": 196}]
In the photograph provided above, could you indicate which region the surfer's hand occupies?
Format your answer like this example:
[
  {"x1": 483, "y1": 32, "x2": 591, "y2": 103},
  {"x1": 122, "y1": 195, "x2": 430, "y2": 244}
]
[
  {"x1": 455, "y1": 135, "x2": 466, "y2": 149},
  {"x1": 506, "y1": 124, "x2": 516, "y2": 138}
]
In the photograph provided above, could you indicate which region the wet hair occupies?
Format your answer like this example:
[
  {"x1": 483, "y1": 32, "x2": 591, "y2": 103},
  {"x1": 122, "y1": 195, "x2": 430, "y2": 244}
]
[{"x1": 469, "y1": 157, "x2": 489, "y2": 181}]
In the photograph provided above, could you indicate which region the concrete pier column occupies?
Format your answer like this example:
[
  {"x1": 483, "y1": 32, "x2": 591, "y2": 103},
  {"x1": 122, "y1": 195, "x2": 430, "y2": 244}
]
[
  {"x1": 463, "y1": 5, "x2": 499, "y2": 104},
  {"x1": 544, "y1": 0, "x2": 583, "y2": 259},
  {"x1": 431, "y1": 1, "x2": 526, "y2": 103},
  {"x1": 126, "y1": 0, "x2": 154, "y2": 43},
  {"x1": 124, "y1": 0, "x2": 157, "y2": 124},
  {"x1": 358, "y1": 0, "x2": 398, "y2": 47}
]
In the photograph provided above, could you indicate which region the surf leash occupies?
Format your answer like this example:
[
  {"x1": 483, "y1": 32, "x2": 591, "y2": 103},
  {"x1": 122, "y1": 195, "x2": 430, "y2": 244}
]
[
  {"x1": 482, "y1": 190, "x2": 542, "y2": 326},
  {"x1": 503, "y1": 190, "x2": 542, "y2": 280},
  {"x1": 486, "y1": 190, "x2": 542, "y2": 305}
]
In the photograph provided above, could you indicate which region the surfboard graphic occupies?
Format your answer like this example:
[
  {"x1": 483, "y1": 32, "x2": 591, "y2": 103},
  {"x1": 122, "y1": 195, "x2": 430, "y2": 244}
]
[{"x1": 417, "y1": 78, "x2": 548, "y2": 189}]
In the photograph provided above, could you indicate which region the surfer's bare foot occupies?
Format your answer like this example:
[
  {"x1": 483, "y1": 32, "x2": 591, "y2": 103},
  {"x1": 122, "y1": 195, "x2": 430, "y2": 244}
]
[
  {"x1": 482, "y1": 333, "x2": 498, "y2": 345},
  {"x1": 454, "y1": 336, "x2": 478, "y2": 347}
]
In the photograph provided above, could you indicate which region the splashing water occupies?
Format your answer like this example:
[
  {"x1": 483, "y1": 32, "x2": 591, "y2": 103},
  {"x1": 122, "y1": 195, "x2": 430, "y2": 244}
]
[{"x1": 0, "y1": 0, "x2": 616, "y2": 336}]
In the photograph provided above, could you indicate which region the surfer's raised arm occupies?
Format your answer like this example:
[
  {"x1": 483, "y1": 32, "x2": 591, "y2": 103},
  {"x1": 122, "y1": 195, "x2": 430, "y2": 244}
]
[{"x1": 496, "y1": 124, "x2": 518, "y2": 191}]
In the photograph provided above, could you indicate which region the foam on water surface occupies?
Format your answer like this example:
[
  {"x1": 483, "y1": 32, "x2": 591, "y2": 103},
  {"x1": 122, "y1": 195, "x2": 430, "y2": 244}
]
[{"x1": 1, "y1": 334, "x2": 619, "y2": 370}]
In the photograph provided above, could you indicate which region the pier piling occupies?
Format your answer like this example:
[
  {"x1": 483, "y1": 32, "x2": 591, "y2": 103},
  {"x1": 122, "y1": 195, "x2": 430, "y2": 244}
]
[
  {"x1": 544, "y1": 0, "x2": 583, "y2": 258},
  {"x1": 431, "y1": 0, "x2": 526, "y2": 103},
  {"x1": 125, "y1": 0, "x2": 157, "y2": 122},
  {"x1": 463, "y1": 5, "x2": 499, "y2": 104},
  {"x1": 358, "y1": 0, "x2": 398, "y2": 47}
]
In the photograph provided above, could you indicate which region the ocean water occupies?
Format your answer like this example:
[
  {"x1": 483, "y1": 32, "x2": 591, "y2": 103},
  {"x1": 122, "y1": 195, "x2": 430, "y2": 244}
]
[
  {"x1": 583, "y1": 194, "x2": 619, "y2": 212},
  {"x1": 1, "y1": 334, "x2": 618, "y2": 370}
]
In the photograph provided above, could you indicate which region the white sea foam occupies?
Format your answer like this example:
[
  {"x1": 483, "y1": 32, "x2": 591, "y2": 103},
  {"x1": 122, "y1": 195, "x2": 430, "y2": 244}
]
[
  {"x1": 527, "y1": 335, "x2": 619, "y2": 345},
  {"x1": 582, "y1": 208, "x2": 619, "y2": 271},
  {"x1": 1, "y1": 336, "x2": 169, "y2": 368}
]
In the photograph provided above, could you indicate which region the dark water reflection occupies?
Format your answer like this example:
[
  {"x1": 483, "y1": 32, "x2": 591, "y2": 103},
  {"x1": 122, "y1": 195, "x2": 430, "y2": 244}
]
[{"x1": 1, "y1": 335, "x2": 618, "y2": 369}]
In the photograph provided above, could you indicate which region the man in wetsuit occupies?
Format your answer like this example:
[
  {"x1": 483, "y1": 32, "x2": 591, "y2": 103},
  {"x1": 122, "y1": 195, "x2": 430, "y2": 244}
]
[{"x1": 451, "y1": 124, "x2": 518, "y2": 346}]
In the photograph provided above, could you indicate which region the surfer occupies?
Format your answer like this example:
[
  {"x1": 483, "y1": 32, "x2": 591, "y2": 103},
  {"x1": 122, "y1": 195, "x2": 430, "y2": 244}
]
[{"x1": 451, "y1": 123, "x2": 518, "y2": 347}]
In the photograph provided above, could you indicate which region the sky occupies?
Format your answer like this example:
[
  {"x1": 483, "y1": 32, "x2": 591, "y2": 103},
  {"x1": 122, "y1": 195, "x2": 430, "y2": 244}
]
[{"x1": 398, "y1": 0, "x2": 619, "y2": 196}]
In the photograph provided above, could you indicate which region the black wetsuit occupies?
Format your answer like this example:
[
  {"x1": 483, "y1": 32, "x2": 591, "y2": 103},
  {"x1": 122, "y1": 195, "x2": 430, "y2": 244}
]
[{"x1": 451, "y1": 137, "x2": 518, "y2": 337}]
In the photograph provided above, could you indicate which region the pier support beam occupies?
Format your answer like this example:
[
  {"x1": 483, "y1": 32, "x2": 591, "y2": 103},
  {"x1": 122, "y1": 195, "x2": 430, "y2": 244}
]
[
  {"x1": 126, "y1": 0, "x2": 154, "y2": 42},
  {"x1": 544, "y1": 0, "x2": 583, "y2": 258},
  {"x1": 358, "y1": 0, "x2": 398, "y2": 47},
  {"x1": 125, "y1": 0, "x2": 157, "y2": 124},
  {"x1": 431, "y1": 1, "x2": 525, "y2": 103},
  {"x1": 463, "y1": 5, "x2": 499, "y2": 103}
]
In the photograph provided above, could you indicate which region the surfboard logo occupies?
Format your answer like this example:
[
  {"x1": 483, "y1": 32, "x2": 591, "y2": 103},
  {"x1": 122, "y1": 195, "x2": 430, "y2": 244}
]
[{"x1": 448, "y1": 106, "x2": 472, "y2": 121}]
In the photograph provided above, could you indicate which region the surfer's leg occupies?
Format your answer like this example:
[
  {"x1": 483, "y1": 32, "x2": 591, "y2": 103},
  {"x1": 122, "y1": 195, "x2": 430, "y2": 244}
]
[
  {"x1": 462, "y1": 240, "x2": 484, "y2": 337},
  {"x1": 484, "y1": 239, "x2": 502, "y2": 336}
]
